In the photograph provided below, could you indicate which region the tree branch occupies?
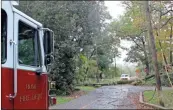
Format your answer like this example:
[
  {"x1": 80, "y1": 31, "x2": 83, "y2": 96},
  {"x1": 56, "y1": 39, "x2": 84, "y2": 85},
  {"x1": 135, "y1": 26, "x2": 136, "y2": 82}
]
[
  {"x1": 89, "y1": 48, "x2": 96, "y2": 59},
  {"x1": 131, "y1": 38, "x2": 144, "y2": 50},
  {"x1": 161, "y1": 10, "x2": 173, "y2": 16},
  {"x1": 150, "y1": 5, "x2": 173, "y2": 16},
  {"x1": 160, "y1": 17, "x2": 173, "y2": 29}
]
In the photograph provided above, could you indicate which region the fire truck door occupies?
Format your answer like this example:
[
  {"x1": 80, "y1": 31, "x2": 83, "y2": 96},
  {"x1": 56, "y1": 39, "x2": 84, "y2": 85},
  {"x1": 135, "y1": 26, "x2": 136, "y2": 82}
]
[
  {"x1": 13, "y1": 13, "x2": 48, "y2": 109},
  {"x1": 1, "y1": 8, "x2": 14, "y2": 109}
]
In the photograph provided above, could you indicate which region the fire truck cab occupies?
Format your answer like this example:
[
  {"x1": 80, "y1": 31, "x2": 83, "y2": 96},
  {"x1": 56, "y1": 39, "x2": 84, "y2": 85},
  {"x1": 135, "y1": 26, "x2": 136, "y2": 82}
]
[{"x1": 1, "y1": 1, "x2": 54, "y2": 109}]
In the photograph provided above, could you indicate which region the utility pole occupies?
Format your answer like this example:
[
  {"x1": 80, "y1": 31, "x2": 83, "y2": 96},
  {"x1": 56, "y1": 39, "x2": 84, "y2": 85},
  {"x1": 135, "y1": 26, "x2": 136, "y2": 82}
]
[{"x1": 144, "y1": 1, "x2": 164, "y2": 106}]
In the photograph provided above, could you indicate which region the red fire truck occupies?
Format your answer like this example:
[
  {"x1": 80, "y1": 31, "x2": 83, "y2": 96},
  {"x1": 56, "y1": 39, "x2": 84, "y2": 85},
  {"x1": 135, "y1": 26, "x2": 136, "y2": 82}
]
[{"x1": 1, "y1": 1, "x2": 55, "y2": 109}]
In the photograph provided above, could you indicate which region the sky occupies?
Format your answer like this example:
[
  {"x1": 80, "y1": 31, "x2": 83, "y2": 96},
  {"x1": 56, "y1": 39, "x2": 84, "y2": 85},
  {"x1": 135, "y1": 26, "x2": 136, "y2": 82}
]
[
  {"x1": 104, "y1": 1, "x2": 137, "y2": 68},
  {"x1": 104, "y1": 1, "x2": 125, "y2": 19}
]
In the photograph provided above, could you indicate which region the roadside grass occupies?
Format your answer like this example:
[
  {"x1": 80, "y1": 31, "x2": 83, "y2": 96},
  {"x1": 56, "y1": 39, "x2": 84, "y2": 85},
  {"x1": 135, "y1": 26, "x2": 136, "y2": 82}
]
[
  {"x1": 56, "y1": 86, "x2": 96, "y2": 104},
  {"x1": 143, "y1": 89, "x2": 173, "y2": 108},
  {"x1": 75, "y1": 86, "x2": 96, "y2": 93},
  {"x1": 56, "y1": 96, "x2": 73, "y2": 104}
]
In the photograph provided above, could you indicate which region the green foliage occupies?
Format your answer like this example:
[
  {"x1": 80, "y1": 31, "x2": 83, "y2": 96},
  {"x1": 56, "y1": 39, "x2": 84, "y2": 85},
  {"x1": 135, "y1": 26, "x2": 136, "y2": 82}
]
[
  {"x1": 97, "y1": 55, "x2": 110, "y2": 70},
  {"x1": 103, "y1": 67, "x2": 120, "y2": 78},
  {"x1": 17, "y1": 1, "x2": 113, "y2": 94},
  {"x1": 79, "y1": 54, "x2": 88, "y2": 64},
  {"x1": 124, "y1": 45, "x2": 145, "y2": 63},
  {"x1": 87, "y1": 60, "x2": 98, "y2": 77},
  {"x1": 18, "y1": 39, "x2": 34, "y2": 65},
  {"x1": 74, "y1": 54, "x2": 99, "y2": 84},
  {"x1": 109, "y1": 1, "x2": 173, "y2": 78},
  {"x1": 144, "y1": 77, "x2": 156, "y2": 86},
  {"x1": 161, "y1": 74, "x2": 173, "y2": 87},
  {"x1": 108, "y1": 2, "x2": 151, "y2": 75},
  {"x1": 142, "y1": 72, "x2": 173, "y2": 87}
]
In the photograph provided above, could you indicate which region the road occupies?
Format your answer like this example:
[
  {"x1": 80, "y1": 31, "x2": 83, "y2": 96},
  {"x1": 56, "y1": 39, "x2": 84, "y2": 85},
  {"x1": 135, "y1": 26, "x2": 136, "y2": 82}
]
[{"x1": 49, "y1": 85, "x2": 155, "y2": 109}]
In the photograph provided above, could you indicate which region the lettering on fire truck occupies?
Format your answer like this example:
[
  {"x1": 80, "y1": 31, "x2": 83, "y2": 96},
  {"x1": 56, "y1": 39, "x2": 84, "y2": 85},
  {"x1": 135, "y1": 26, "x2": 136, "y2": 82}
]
[
  {"x1": 20, "y1": 94, "x2": 42, "y2": 102},
  {"x1": 20, "y1": 84, "x2": 42, "y2": 102},
  {"x1": 26, "y1": 84, "x2": 37, "y2": 90}
]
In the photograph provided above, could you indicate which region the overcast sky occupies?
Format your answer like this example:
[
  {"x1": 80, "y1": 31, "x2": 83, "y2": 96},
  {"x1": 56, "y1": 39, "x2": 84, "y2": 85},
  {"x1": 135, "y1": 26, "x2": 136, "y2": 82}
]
[
  {"x1": 104, "y1": 1, "x2": 137, "y2": 68},
  {"x1": 105, "y1": 1, "x2": 125, "y2": 19}
]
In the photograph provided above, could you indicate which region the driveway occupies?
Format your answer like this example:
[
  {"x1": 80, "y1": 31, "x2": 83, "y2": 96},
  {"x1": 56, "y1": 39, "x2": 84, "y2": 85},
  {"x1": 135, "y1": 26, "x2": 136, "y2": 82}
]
[{"x1": 49, "y1": 85, "x2": 155, "y2": 109}]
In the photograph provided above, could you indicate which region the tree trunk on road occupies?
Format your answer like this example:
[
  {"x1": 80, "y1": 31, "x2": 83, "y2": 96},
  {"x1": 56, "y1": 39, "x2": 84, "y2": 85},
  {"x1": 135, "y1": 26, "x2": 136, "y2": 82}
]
[{"x1": 144, "y1": 1, "x2": 164, "y2": 106}]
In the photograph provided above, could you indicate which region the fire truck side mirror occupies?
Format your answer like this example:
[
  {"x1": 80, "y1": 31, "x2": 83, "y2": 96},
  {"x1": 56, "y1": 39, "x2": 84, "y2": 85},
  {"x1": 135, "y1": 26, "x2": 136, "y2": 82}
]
[
  {"x1": 43, "y1": 29, "x2": 54, "y2": 65},
  {"x1": 43, "y1": 30, "x2": 54, "y2": 55}
]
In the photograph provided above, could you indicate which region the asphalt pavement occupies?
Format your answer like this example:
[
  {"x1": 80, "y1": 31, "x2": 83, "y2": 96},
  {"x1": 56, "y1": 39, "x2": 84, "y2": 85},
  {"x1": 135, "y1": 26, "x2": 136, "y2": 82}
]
[{"x1": 49, "y1": 85, "x2": 156, "y2": 109}]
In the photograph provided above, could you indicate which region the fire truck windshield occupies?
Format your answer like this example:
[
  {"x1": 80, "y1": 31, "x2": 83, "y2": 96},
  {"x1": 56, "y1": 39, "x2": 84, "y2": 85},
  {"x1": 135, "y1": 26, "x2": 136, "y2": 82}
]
[
  {"x1": 18, "y1": 21, "x2": 41, "y2": 67},
  {"x1": 1, "y1": 9, "x2": 7, "y2": 64}
]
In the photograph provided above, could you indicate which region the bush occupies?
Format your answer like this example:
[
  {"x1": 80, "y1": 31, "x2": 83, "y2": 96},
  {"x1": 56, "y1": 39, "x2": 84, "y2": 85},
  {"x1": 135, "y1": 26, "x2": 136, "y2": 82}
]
[{"x1": 161, "y1": 74, "x2": 173, "y2": 87}]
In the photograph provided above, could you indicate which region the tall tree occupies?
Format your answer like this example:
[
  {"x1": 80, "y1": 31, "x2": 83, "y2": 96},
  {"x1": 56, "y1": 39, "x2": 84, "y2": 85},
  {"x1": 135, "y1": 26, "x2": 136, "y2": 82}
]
[
  {"x1": 144, "y1": 1, "x2": 164, "y2": 106},
  {"x1": 17, "y1": 1, "x2": 112, "y2": 94},
  {"x1": 109, "y1": 1, "x2": 151, "y2": 75}
]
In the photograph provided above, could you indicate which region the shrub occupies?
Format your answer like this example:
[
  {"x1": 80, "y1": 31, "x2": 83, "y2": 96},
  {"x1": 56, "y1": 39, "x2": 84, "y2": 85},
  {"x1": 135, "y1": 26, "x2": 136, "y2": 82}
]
[
  {"x1": 161, "y1": 74, "x2": 173, "y2": 87},
  {"x1": 143, "y1": 76, "x2": 156, "y2": 86}
]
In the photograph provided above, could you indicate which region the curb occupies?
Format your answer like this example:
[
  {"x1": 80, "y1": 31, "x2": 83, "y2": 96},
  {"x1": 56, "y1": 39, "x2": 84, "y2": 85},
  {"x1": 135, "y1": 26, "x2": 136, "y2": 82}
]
[{"x1": 139, "y1": 92, "x2": 168, "y2": 110}]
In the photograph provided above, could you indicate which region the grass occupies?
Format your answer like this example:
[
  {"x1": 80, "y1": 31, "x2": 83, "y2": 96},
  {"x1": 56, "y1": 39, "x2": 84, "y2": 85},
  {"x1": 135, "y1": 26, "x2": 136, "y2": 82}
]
[
  {"x1": 56, "y1": 96, "x2": 73, "y2": 104},
  {"x1": 56, "y1": 86, "x2": 96, "y2": 104},
  {"x1": 75, "y1": 86, "x2": 96, "y2": 93},
  {"x1": 143, "y1": 89, "x2": 173, "y2": 108}
]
